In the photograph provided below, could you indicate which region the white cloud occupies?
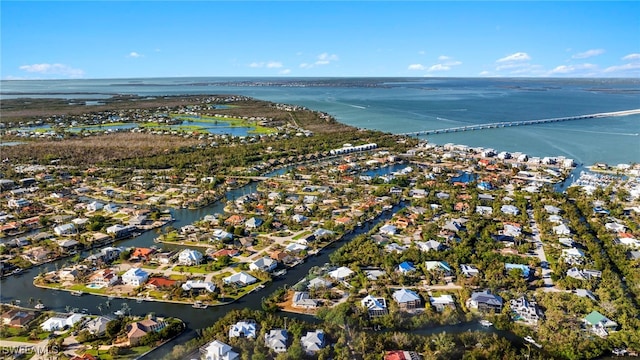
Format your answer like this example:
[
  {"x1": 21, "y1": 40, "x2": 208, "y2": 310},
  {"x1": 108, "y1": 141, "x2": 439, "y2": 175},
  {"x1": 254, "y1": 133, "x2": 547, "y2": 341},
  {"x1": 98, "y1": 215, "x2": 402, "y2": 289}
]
[
  {"x1": 603, "y1": 63, "x2": 640, "y2": 73},
  {"x1": 479, "y1": 71, "x2": 491, "y2": 76},
  {"x1": 496, "y1": 62, "x2": 530, "y2": 71},
  {"x1": 572, "y1": 49, "x2": 605, "y2": 59},
  {"x1": 279, "y1": 69, "x2": 291, "y2": 75},
  {"x1": 408, "y1": 64, "x2": 426, "y2": 71},
  {"x1": 249, "y1": 62, "x2": 264, "y2": 68},
  {"x1": 299, "y1": 53, "x2": 339, "y2": 69},
  {"x1": 550, "y1": 63, "x2": 597, "y2": 74},
  {"x1": 267, "y1": 62, "x2": 283, "y2": 68},
  {"x1": 128, "y1": 51, "x2": 143, "y2": 58},
  {"x1": 299, "y1": 63, "x2": 312, "y2": 69},
  {"x1": 428, "y1": 64, "x2": 450, "y2": 72},
  {"x1": 418, "y1": 50, "x2": 426, "y2": 55},
  {"x1": 622, "y1": 53, "x2": 640, "y2": 61},
  {"x1": 19, "y1": 63, "x2": 84, "y2": 78},
  {"x1": 497, "y1": 52, "x2": 531, "y2": 63},
  {"x1": 438, "y1": 55, "x2": 450, "y2": 61}
]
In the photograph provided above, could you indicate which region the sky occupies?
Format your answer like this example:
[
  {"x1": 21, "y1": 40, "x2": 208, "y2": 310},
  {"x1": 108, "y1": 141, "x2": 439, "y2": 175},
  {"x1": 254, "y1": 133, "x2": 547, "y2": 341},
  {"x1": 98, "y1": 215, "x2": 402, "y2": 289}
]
[{"x1": 2, "y1": 1, "x2": 639, "y2": 79}]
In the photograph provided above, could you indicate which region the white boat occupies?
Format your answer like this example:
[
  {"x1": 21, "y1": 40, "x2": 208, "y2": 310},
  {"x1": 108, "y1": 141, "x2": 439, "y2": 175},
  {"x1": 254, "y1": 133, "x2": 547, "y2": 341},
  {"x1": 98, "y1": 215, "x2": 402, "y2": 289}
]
[
  {"x1": 273, "y1": 269, "x2": 287, "y2": 277},
  {"x1": 192, "y1": 301, "x2": 208, "y2": 309},
  {"x1": 113, "y1": 310, "x2": 125, "y2": 316},
  {"x1": 479, "y1": 320, "x2": 493, "y2": 327},
  {"x1": 70, "y1": 290, "x2": 84, "y2": 296},
  {"x1": 35, "y1": 303, "x2": 46, "y2": 310}
]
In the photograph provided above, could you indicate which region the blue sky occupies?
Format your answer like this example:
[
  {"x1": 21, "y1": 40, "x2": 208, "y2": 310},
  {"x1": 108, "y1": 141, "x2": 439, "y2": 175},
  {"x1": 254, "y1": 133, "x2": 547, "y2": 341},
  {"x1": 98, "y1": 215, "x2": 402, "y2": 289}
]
[{"x1": 2, "y1": 1, "x2": 639, "y2": 79}]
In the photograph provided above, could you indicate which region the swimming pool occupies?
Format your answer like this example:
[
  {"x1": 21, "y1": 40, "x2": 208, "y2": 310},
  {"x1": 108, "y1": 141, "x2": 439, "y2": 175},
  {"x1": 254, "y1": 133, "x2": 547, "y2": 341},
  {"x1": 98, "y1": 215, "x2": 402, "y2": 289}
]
[{"x1": 86, "y1": 283, "x2": 104, "y2": 289}]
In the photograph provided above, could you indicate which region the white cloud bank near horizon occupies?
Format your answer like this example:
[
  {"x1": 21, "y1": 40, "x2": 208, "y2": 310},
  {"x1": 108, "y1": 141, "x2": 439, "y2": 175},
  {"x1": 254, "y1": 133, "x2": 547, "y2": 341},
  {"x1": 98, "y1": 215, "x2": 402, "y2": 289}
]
[{"x1": 18, "y1": 63, "x2": 85, "y2": 78}]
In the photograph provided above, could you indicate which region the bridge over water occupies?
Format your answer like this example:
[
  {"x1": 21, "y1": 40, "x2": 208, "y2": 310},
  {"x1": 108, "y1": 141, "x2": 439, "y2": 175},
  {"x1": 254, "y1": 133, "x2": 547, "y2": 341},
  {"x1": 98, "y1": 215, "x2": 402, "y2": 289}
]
[{"x1": 399, "y1": 109, "x2": 640, "y2": 137}]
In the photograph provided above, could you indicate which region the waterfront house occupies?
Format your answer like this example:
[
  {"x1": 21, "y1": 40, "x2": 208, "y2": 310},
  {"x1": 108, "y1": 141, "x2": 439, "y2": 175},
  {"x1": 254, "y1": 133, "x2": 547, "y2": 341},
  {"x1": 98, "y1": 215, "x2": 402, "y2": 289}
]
[
  {"x1": 301, "y1": 329, "x2": 326, "y2": 355},
  {"x1": 223, "y1": 272, "x2": 257, "y2": 287},
  {"x1": 392, "y1": 288, "x2": 422, "y2": 311},
  {"x1": 249, "y1": 256, "x2": 277, "y2": 272},
  {"x1": 361, "y1": 295, "x2": 388, "y2": 317},
  {"x1": 127, "y1": 316, "x2": 166, "y2": 346},
  {"x1": 466, "y1": 290, "x2": 503, "y2": 313},
  {"x1": 177, "y1": 249, "x2": 204, "y2": 266},
  {"x1": 292, "y1": 291, "x2": 319, "y2": 309},
  {"x1": 379, "y1": 224, "x2": 398, "y2": 236},
  {"x1": 429, "y1": 294, "x2": 456, "y2": 312},
  {"x1": 182, "y1": 280, "x2": 216, "y2": 293},
  {"x1": 41, "y1": 313, "x2": 84, "y2": 332},
  {"x1": 53, "y1": 223, "x2": 76, "y2": 236},
  {"x1": 130, "y1": 247, "x2": 156, "y2": 262},
  {"x1": 211, "y1": 229, "x2": 233, "y2": 242},
  {"x1": 122, "y1": 268, "x2": 149, "y2": 287},
  {"x1": 83, "y1": 316, "x2": 111, "y2": 336},
  {"x1": 510, "y1": 296, "x2": 542, "y2": 325},
  {"x1": 1, "y1": 309, "x2": 35, "y2": 328},
  {"x1": 307, "y1": 277, "x2": 332, "y2": 290},
  {"x1": 202, "y1": 340, "x2": 239, "y2": 360},
  {"x1": 229, "y1": 320, "x2": 257, "y2": 339},
  {"x1": 88, "y1": 268, "x2": 119, "y2": 288},
  {"x1": 328, "y1": 266, "x2": 354, "y2": 281},
  {"x1": 265, "y1": 329, "x2": 288, "y2": 353},
  {"x1": 583, "y1": 310, "x2": 617, "y2": 337},
  {"x1": 146, "y1": 277, "x2": 177, "y2": 290},
  {"x1": 106, "y1": 224, "x2": 134, "y2": 239}
]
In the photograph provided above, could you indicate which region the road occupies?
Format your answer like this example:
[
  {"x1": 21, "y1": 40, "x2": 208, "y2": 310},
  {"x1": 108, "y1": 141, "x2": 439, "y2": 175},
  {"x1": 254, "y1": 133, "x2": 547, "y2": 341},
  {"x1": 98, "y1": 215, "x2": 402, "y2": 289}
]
[{"x1": 526, "y1": 208, "x2": 555, "y2": 289}]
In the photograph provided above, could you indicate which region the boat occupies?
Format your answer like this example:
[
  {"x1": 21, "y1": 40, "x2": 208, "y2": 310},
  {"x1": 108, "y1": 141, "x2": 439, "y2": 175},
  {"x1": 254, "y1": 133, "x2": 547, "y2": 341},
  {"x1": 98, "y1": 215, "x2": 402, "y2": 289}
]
[
  {"x1": 107, "y1": 296, "x2": 115, "y2": 300},
  {"x1": 479, "y1": 320, "x2": 493, "y2": 327},
  {"x1": 70, "y1": 290, "x2": 84, "y2": 296},
  {"x1": 113, "y1": 310, "x2": 124, "y2": 316},
  {"x1": 192, "y1": 301, "x2": 208, "y2": 309},
  {"x1": 35, "y1": 303, "x2": 46, "y2": 310},
  {"x1": 273, "y1": 269, "x2": 287, "y2": 277}
]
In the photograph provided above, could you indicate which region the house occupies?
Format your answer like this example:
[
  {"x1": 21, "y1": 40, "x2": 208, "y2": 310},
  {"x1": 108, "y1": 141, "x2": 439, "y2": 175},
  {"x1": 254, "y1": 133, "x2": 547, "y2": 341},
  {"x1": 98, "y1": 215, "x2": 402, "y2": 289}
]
[
  {"x1": 106, "y1": 224, "x2": 134, "y2": 239},
  {"x1": 121, "y1": 268, "x2": 149, "y2": 287},
  {"x1": 379, "y1": 224, "x2": 398, "y2": 236},
  {"x1": 301, "y1": 330, "x2": 326, "y2": 355},
  {"x1": 265, "y1": 329, "x2": 288, "y2": 353},
  {"x1": 553, "y1": 224, "x2": 572, "y2": 235},
  {"x1": 501, "y1": 204, "x2": 520, "y2": 216},
  {"x1": 292, "y1": 291, "x2": 319, "y2": 308},
  {"x1": 211, "y1": 229, "x2": 233, "y2": 241},
  {"x1": 202, "y1": 340, "x2": 239, "y2": 360},
  {"x1": 127, "y1": 317, "x2": 166, "y2": 346},
  {"x1": 416, "y1": 240, "x2": 442, "y2": 252},
  {"x1": 605, "y1": 222, "x2": 626, "y2": 233},
  {"x1": 385, "y1": 243, "x2": 408, "y2": 253},
  {"x1": 86, "y1": 201, "x2": 104, "y2": 212},
  {"x1": 397, "y1": 261, "x2": 416, "y2": 274},
  {"x1": 223, "y1": 272, "x2": 257, "y2": 286},
  {"x1": 229, "y1": 320, "x2": 257, "y2": 338},
  {"x1": 385, "y1": 350, "x2": 422, "y2": 360},
  {"x1": 83, "y1": 316, "x2": 111, "y2": 336},
  {"x1": 461, "y1": 264, "x2": 480, "y2": 277},
  {"x1": 245, "y1": 217, "x2": 263, "y2": 229},
  {"x1": 177, "y1": 249, "x2": 204, "y2": 266},
  {"x1": 476, "y1": 206, "x2": 493, "y2": 215},
  {"x1": 53, "y1": 223, "x2": 76, "y2": 236},
  {"x1": 425, "y1": 261, "x2": 452, "y2": 274},
  {"x1": 567, "y1": 268, "x2": 602, "y2": 280},
  {"x1": 130, "y1": 247, "x2": 156, "y2": 262},
  {"x1": 505, "y1": 263, "x2": 531, "y2": 278},
  {"x1": 224, "y1": 215, "x2": 245, "y2": 226},
  {"x1": 249, "y1": 257, "x2": 277, "y2": 272},
  {"x1": 1, "y1": 309, "x2": 35, "y2": 327},
  {"x1": 307, "y1": 277, "x2": 332, "y2": 290},
  {"x1": 182, "y1": 280, "x2": 216, "y2": 293},
  {"x1": 88, "y1": 268, "x2": 119, "y2": 288},
  {"x1": 618, "y1": 233, "x2": 640, "y2": 248},
  {"x1": 502, "y1": 223, "x2": 522, "y2": 238},
  {"x1": 392, "y1": 288, "x2": 422, "y2": 310},
  {"x1": 328, "y1": 266, "x2": 354, "y2": 281},
  {"x1": 467, "y1": 290, "x2": 503, "y2": 313},
  {"x1": 510, "y1": 296, "x2": 542, "y2": 325},
  {"x1": 41, "y1": 313, "x2": 84, "y2": 331},
  {"x1": 544, "y1": 205, "x2": 562, "y2": 214},
  {"x1": 430, "y1": 294, "x2": 456, "y2": 312},
  {"x1": 292, "y1": 214, "x2": 308, "y2": 223},
  {"x1": 361, "y1": 295, "x2": 388, "y2": 317},
  {"x1": 146, "y1": 277, "x2": 177, "y2": 290},
  {"x1": 583, "y1": 311, "x2": 617, "y2": 337},
  {"x1": 103, "y1": 203, "x2": 119, "y2": 213},
  {"x1": 562, "y1": 248, "x2": 586, "y2": 265}
]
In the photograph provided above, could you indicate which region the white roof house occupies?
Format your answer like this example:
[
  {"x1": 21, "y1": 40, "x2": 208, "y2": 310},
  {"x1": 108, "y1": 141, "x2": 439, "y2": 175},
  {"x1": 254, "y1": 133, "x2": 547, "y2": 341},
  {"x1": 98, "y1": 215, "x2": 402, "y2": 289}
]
[
  {"x1": 360, "y1": 295, "x2": 388, "y2": 317},
  {"x1": 553, "y1": 224, "x2": 572, "y2": 235},
  {"x1": 121, "y1": 267, "x2": 149, "y2": 287},
  {"x1": 182, "y1": 280, "x2": 216, "y2": 293},
  {"x1": 501, "y1": 204, "x2": 520, "y2": 215},
  {"x1": 249, "y1": 257, "x2": 277, "y2": 272},
  {"x1": 301, "y1": 330, "x2": 326, "y2": 355},
  {"x1": 87, "y1": 201, "x2": 104, "y2": 212},
  {"x1": 203, "y1": 340, "x2": 239, "y2": 360},
  {"x1": 328, "y1": 266, "x2": 354, "y2": 281},
  {"x1": 53, "y1": 223, "x2": 76, "y2": 236},
  {"x1": 379, "y1": 224, "x2": 398, "y2": 236},
  {"x1": 223, "y1": 272, "x2": 257, "y2": 286},
  {"x1": 41, "y1": 313, "x2": 84, "y2": 331},
  {"x1": 265, "y1": 329, "x2": 288, "y2": 353},
  {"x1": 461, "y1": 264, "x2": 480, "y2": 277},
  {"x1": 430, "y1": 294, "x2": 456, "y2": 312},
  {"x1": 229, "y1": 320, "x2": 257, "y2": 338},
  {"x1": 177, "y1": 249, "x2": 204, "y2": 266},
  {"x1": 416, "y1": 240, "x2": 442, "y2": 252}
]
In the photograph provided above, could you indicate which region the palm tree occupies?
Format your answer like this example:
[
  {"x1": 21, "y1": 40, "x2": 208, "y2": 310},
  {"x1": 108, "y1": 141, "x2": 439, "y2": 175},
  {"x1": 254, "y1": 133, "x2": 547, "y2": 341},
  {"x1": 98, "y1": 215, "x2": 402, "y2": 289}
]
[{"x1": 97, "y1": 304, "x2": 103, "y2": 315}]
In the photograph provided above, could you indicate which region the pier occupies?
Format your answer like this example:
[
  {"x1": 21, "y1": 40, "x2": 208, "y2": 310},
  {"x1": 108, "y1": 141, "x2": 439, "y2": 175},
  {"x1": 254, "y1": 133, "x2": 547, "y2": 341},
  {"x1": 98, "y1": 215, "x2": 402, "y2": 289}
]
[{"x1": 400, "y1": 109, "x2": 640, "y2": 137}]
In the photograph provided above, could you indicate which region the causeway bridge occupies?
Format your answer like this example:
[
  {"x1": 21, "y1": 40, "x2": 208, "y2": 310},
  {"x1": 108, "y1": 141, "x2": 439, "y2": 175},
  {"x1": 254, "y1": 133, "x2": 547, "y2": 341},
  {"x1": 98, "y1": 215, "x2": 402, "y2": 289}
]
[{"x1": 399, "y1": 109, "x2": 640, "y2": 137}]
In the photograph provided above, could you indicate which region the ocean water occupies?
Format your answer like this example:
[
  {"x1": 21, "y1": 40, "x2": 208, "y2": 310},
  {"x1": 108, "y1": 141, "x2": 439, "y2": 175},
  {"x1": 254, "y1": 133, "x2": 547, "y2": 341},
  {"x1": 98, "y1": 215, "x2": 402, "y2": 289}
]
[{"x1": 2, "y1": 77, "x2": 639, "y2": 165}]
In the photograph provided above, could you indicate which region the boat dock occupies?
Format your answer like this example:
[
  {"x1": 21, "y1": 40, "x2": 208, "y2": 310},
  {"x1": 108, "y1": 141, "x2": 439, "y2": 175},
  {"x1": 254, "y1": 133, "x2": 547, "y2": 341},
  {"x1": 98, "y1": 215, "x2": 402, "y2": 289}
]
[{"x1": 400, "y1": 109, "x2": 640, "y2": 137}]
